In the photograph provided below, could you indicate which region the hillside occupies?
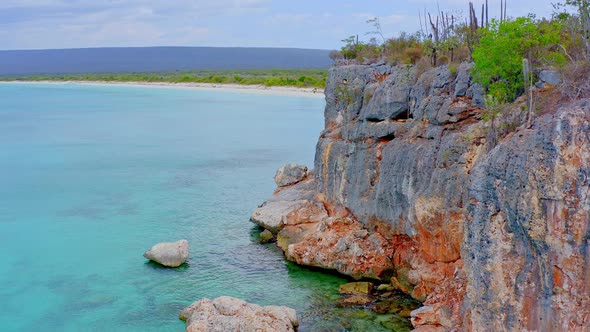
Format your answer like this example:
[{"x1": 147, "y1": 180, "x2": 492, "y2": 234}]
[{"x1": 0, "y1": 47, "x2": 332, "y2": 76}]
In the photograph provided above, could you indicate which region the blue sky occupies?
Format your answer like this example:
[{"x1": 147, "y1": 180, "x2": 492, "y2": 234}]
[{"x1": 0, "y1": 0, "x2": 556, "y2": 50}]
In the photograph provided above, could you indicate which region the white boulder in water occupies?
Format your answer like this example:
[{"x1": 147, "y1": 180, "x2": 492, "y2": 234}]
[
  {"x1": 143, "y1": 240, "x2": 189, "y2": 267},
  {"x1": 179, "y1": 296, "x2": 298, "y2": 332}
]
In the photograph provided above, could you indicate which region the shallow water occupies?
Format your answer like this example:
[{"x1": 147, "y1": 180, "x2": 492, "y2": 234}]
[{"x1": 0, "y1": 83, "x2": 411, "y2": 331}]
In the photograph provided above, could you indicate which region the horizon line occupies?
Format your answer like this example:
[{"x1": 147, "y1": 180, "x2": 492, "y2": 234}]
[{"x1": 0, "y1": 45, "x2": 333, "y2": 52}]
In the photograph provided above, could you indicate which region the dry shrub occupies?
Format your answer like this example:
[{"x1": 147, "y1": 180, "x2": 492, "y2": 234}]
[
  {"x1": 414, "y1": 57, "x2": 432, "y2": 80},
  {"x1": 382, "y1": 32, "x2": 422, "y2": 65},
  {"x1": 329, "y1": 50, "x2": 344, "y2": 62},
  {"x1": 357, "y1": 45, "x2": 381, "y2": 64},
  {"x1": 559, "y1": 61, "x2": 590, "y2": 101},
  {"x1": 438, "y1": 55, "x2": 450, "y2": 65},
  {"x1": 455, "y1": 46, "x2": 472, "y2": 63},
  {"x1": 403, "y1": 47, "x2": 423, "y2": 64}
]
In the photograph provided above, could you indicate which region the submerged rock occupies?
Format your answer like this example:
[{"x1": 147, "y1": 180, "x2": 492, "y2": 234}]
[
  {"x1": 143, "y1": 240, "x2": 189, "y2": 267},
  {"x1": 337, "y1": 294, "x2": 373, "y2": 307},
  {"x1": 274, "y1": 163, "x2": 308, "y2": 187},
  {"x1": 179, "y1": 296, "x2": 298, "y2": 332},
  {"x1": 339, "y1": 282, "x2": 374, "y2": 295},
  {"x1": 373, "y1": 296, "x2": 421, "y2": 315}
]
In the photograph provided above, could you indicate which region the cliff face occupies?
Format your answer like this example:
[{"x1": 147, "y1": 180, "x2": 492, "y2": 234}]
[
  {"x1": 252, "y1": 63, "x2": 589, "y2": 330},
  {"x1": 464, "y1": 103, "x2": 590, "y2": 330}
]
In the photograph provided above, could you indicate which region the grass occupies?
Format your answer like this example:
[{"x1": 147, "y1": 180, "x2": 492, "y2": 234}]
[{"x1": 0, "y1": 68, "x2": 328, "y2": 88}]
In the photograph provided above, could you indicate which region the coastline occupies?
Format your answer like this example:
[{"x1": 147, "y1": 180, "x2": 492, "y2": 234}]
[{"x1": 0, "y1": 80, "x2": 325, "y2": 98}]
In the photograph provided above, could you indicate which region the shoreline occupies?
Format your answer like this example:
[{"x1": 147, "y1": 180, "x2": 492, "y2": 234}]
[{"x1": 0, "y1": 80, "x2": 325, "y2": 98}]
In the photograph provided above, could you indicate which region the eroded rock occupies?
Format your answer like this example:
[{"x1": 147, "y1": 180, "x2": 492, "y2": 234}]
[
  {"x1": 274, "y1": 164, "x2": 308, "y2": 187},
  {"x1": 180, "y1": 296, "x2": 298, "y2": 332},
  {"x1": 250, "y1": 177, "x2": 324, "y2": 233},
  {"x1": 284, "y1": 214, "x2": 395, "y2": 281}
]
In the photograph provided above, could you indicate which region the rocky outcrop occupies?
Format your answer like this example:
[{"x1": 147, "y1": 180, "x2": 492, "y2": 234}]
[
  {"x1": 179, "y1": 296, "x2": 298, "y2": 332},
  {"x1": 253, "y1": 63, "x2": 590, "y2": 330},
  {"x1": 275, "y1": 163, "x2": 308, "y2": 187},
  {"x1": 143, "y1": 240, "x2": 189, "y2": 267},
  {"x1": 250, "y1": 177, "x2": 327, "y2": 233}
]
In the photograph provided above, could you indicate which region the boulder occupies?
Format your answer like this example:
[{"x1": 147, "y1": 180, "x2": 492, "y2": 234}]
[
  {"x1": 143, "y1": 240, "x2": 189, "y2": 267},
  {"x1": 180, "y1": 296, "x2": 298, "y2": 332},
  {"x1": 274, "y1": 164, "x2": 308, "y2": 187},
  {"x1": 250, "y1": 177, "x2": 324, "y2": 233},
  {"x1": 258, "y1": 229, "x2": 274, "y2": 243},
  {"x1": 539, "y1": 69, "x2": 561, "y2": 85},
  {"x1": 453, "y1": 62, "x2": 472, "y2": 97}
]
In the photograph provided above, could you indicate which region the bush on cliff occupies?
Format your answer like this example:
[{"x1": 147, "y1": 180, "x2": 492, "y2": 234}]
[{"x1": 472, "y1": 17, "x2": 561, "y2": 102}]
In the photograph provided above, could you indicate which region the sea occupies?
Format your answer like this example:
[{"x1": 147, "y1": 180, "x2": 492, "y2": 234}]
[{"x1": 0, "y1": 83, "x2": 411, "y2": 331}]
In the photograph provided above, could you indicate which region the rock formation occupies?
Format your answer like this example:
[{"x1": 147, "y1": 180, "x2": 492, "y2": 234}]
[
  {"x1": 274, "y1": 163, "x2": 308, "y2": 187},
  {"x1": 179, "y1": 296, "x2": 298, "y2": 332},
  {"x1": 252, "y1": 62, "x2": 590, "y2": 330},
  {"x1": 143, "y1": 239, "x2": 189, "y2": 267}
]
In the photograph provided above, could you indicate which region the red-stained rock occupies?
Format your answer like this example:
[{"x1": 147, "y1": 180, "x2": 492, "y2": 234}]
[
  {"x1": 252, "y1": 64, "x2": 590, "y2": 331},
  {"x1": 285, "y1": 214, "x2": 395, "y2": 281}
]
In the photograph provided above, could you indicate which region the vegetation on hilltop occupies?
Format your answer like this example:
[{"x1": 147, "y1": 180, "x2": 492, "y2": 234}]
[
  {"x1": 0, "y1": 69, "x2": 328, "y2": 89},
  {"x1": 331, "y1": 0, "x2": 590, "y2": 106}
]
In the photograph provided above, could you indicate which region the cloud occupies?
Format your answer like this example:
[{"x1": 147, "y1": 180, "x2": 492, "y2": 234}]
[
  {"x1": 267, "y1": 13, "x2": 313, "y2": 25},
  {"x1": 0, "y1": 0, "x2": 556, "y2": 50}
]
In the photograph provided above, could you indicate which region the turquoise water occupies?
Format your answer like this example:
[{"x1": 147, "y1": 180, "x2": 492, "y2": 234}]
[{"x1": 0, "y1": 83, "x2": 410, "y2": 332}]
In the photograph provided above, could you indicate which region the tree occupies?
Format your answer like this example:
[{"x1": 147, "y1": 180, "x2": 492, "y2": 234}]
[
  {"x1": 340, "y1": 35, "x2": 359, "y2": 59},
  {"x1": 553, "y1": 0, "x2": 590, "y2": 59},
  {"x1": 366, "y1": 17, "x2": 385, "y2": 43}
]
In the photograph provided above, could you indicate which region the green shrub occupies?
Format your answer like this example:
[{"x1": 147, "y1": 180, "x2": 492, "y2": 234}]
[{"x1": 472, "y1": 17, "x2": 561, "y2": 102}]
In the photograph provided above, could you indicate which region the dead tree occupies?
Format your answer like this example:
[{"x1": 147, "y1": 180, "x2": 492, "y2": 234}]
[
  {"x1": 428, "y1": 13, "x2": 440, "y2": 66},
  {"x1": 467, "y1": 2, "x2": 479, "y2": 55},
  {"x1": 486, "y1": 0, "x2": 489, "y2": 27},
  {"x1": 500, "y1": 0, "x2": 508, "y2": 23}
]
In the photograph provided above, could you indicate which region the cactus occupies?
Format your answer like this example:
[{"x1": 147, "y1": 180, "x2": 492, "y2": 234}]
[{"x1": 523, "y1": 58, "x2": 534, "y2": 128}]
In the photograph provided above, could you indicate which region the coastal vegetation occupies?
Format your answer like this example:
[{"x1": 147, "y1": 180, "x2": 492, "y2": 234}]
[
  {"x1": 0, "y1": 68, "x2": 328, "y2": 88},
  {"x1": 333, "y1": 0, "x2": 590, "y2": 105}
]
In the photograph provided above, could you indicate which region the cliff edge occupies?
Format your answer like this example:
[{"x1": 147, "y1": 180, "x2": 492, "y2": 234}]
[{"x1": 252, "y1": 63, "x2": 589, "y2": 331}]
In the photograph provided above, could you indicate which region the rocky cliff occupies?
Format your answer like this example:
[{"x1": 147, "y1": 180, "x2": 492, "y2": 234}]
[{"x1": 252, "y1": 63, "x2": 589, "y2": 331}]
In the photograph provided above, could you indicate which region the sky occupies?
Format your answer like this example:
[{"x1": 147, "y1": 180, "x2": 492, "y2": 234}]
[{"x1": 0, "y1": 0, "x2": 557, "y2": 50}]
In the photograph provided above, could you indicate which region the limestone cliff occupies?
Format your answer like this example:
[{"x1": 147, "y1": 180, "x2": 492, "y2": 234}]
[{"x1": 252, "y1": 63, "x2": 589, "y2": 331}]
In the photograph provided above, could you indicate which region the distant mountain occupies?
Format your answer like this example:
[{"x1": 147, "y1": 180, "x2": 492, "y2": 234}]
[{"x1": 0, "y1": 47, "x2": 332, "y2": 76}]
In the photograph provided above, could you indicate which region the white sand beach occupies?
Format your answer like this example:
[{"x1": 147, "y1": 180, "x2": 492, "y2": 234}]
[{"x1": 0, "y1": 81, "x2": 325, "y2": 98}]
